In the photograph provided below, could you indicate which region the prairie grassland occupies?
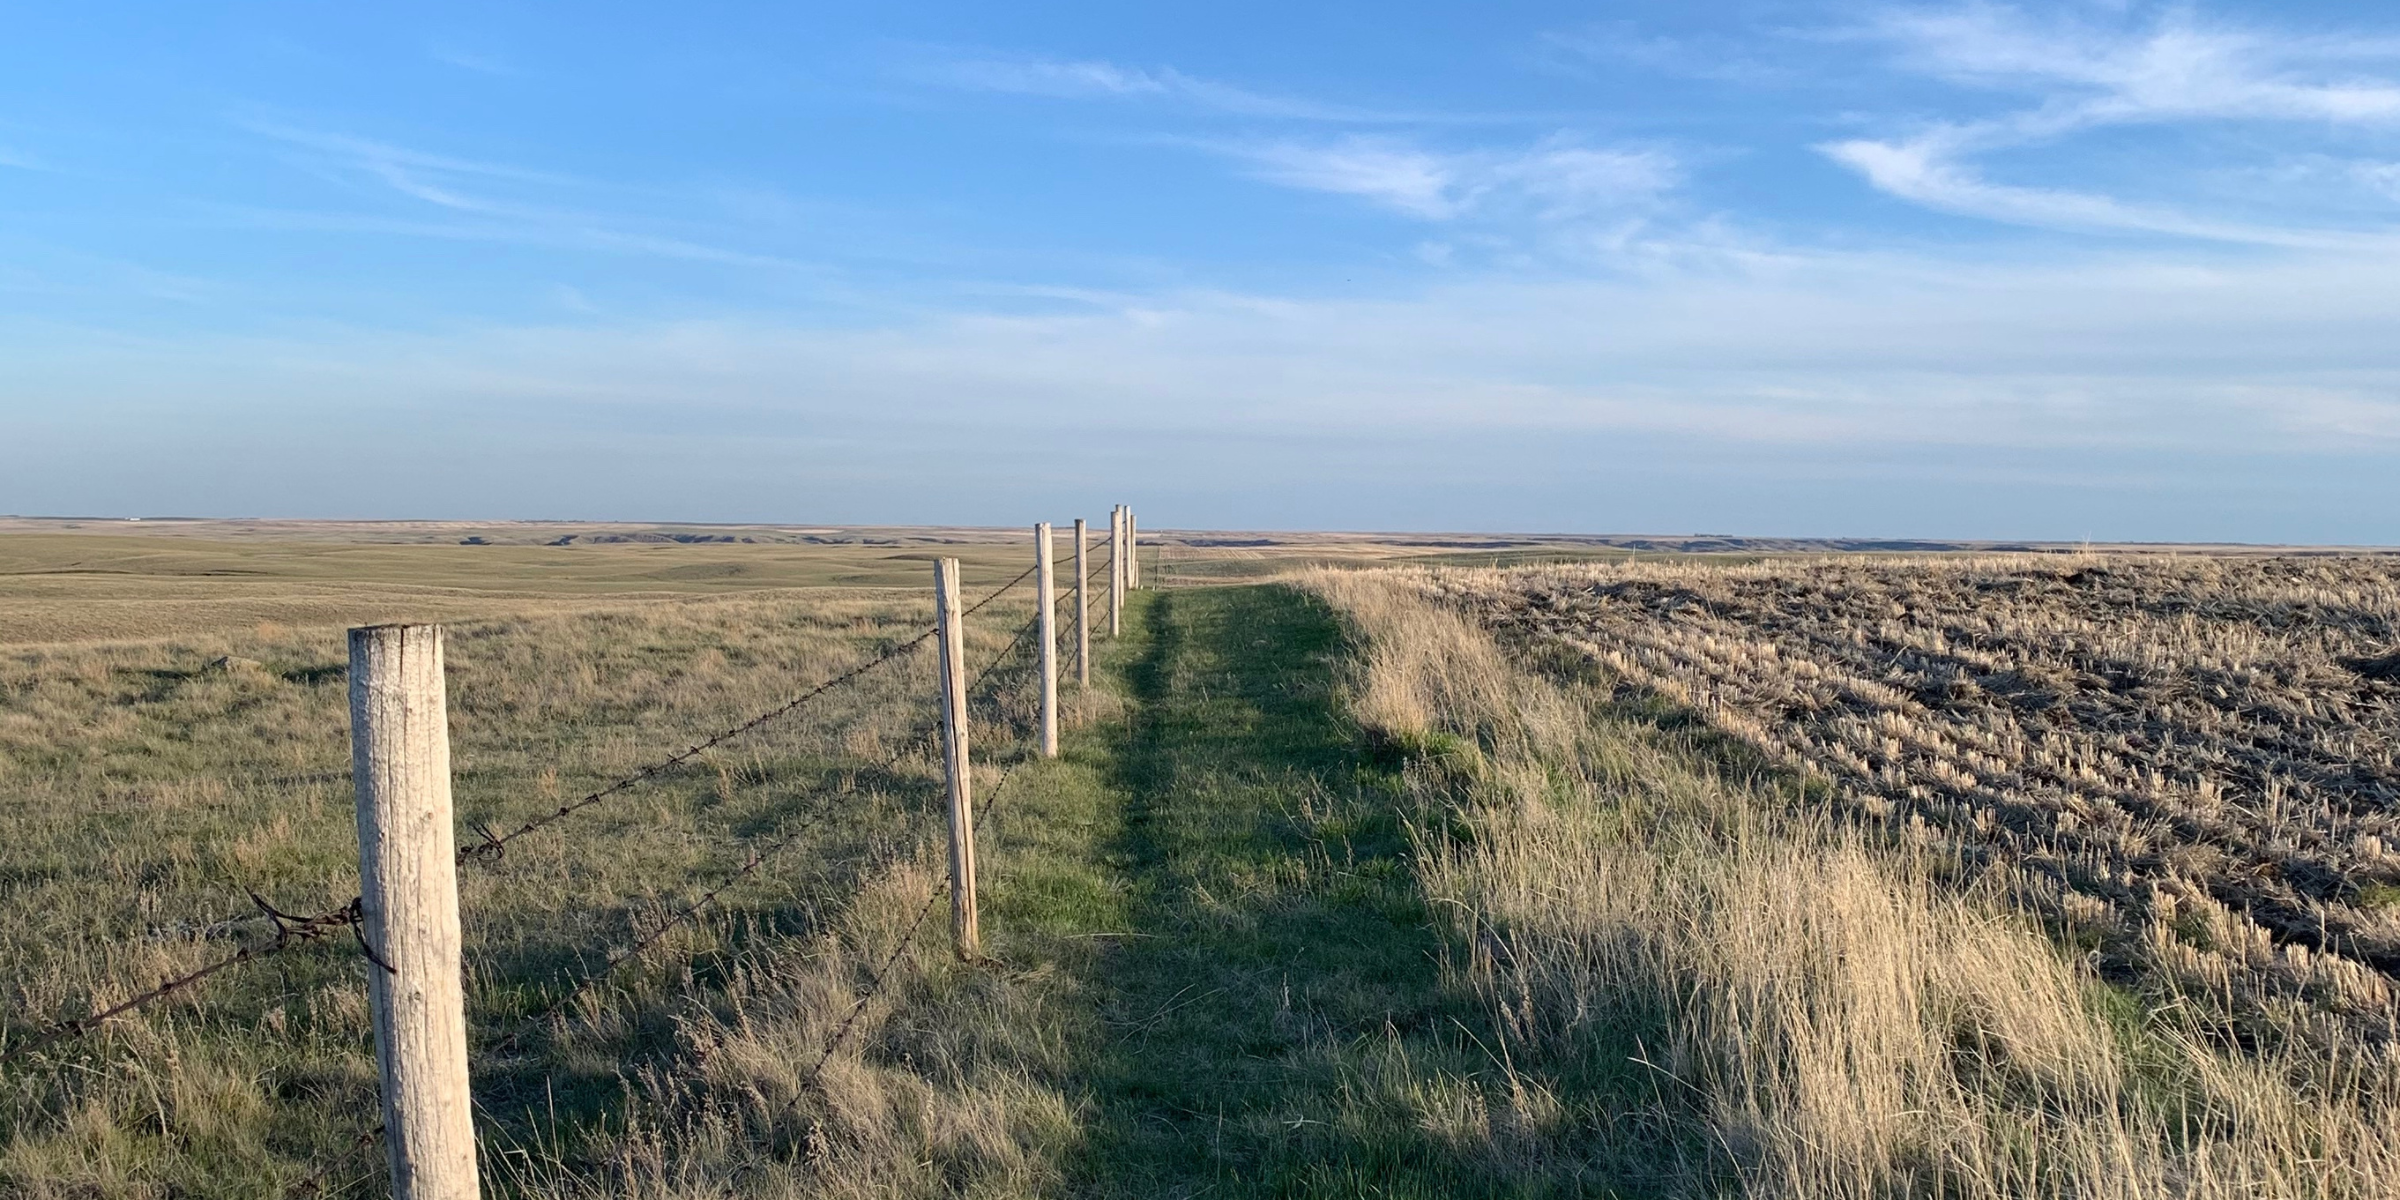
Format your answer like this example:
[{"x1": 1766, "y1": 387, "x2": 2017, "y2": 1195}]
[
  {"x1": 1303, "y1": 561, "x2": 2400, "y2": 1196},
  {"x1": 0, "y1": 533, "x2": 1064, "y2": 645},
  {"x1": 0, "y1": 527, "x2": 1645, "y2": 645},
  {"x1": 0, "y1": 550, "x2": 1081, "y2": 1197},
  {"x1": 533, "y1": 585, "x2": 1599, "y2": 1199},
  {"x1": 24, "y1": 524, "x2": 2400, "y2": 1197}
]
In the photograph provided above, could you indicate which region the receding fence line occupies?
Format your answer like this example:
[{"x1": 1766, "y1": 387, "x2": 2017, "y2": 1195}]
[
  {"x1": 302, "y1": 601, "x2": 1066, "y2": 1198},
  {"x1": 6, "y1": 508, "x2": 1141, "y2": 1200},
  {"x1": 505, "y1": 606, "x2": 1047, "y2": 1048},
  {"x1": 809, "y1": 542, "x2": 1095, "y2": 1091},
  {"x1": 1, "y1": 562, "x2": 1056, "y2": 1069}
]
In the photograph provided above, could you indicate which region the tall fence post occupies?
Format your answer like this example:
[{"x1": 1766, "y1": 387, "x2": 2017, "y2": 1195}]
[
  {"x1": 933, "y1": 559, "x2": 979, "y2": 958},
  {"x1": 1035, "y1": 523, "x2": 1058, "y2": 758},
  {"x1": 1108, "y1": 506, "x2": 1125, "y2": 639},
  {"x1": 348, "y1": 624, "x2": 480, "y2": 1200},
  {"x1": 1073, "y1": 517, "x2": 1090, "y2": 686},
  {"x1": 1128, "y1": 509, "x2": 1139, "y2": 591}
]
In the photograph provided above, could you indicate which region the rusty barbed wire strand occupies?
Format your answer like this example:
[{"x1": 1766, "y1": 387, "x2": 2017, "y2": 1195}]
[
  {"x1": 965, "y1": 561, "x2": 1040, "y2": 616},
  {"x1": 485, "y1": 803, "x2": 854, "y2": 1058},
  {"x1": 479, "y1": 606, "x2": 1052, "y2": 1056},
  {"x1": 0, "y1": 565, "x2": 1055, "y2": 1200},
  {"x1": 458, "y1": 634, "x2": 932, "y2": 864},
  {"x1": 10, "y1": 638, "x2": 941, "y2": 1066},
  {"x1": 460, "y1": 561, "x2": 1041, "y2": 864},
  {"x1": 794, "y1": 596, "x2": 1077, "y2": 1084},
  {"x1": 0, "y1": 896, "x2": 377, "y2": 1068},
  {"x1": 286, "y1": 606, "x2": 1058, "y2": 1198},
  {"x1": 285, "y1": 1121, "x2": 387, "y2": 1200},
  {"x1": 4, "y1": 567, "x2": 1048, "y2": 1076},
  {"x1": 805, "y1": 887, "x2": 948, "y2": 1081},
  {"x1": 233, "y1": 568, "x2": 1048, "y2": 801},
  {"x1": 507, "y1": 607, "x2": 1041, "y2": 1040},
  {"x1": 804, "y1": 743, "x2": 1048, "y2": 1084},
  {"x1": 476, "y1": 607, "x2": 1054, "y2": 1143}
]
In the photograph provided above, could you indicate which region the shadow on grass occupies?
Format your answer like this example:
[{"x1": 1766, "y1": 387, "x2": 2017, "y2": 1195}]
[
  {"x1": 1066, "y1": 586, "x2": 1575, "y2": 1199},
  {"x1": 461, "y1": 758, "x2": 943, "y2": 1178}
]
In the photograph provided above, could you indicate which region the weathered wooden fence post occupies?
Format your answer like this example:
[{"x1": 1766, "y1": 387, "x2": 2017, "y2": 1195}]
[
  {"x1": 348, "y1": 624, "x2": 480, "y2": 1200},
  {"x1": 933, "y1": 559, "x2": 978, "y2": 958},
  {"x1": 1108, "y1": 506, "x2": 1125, "y2": 638},
  {"x1": 1073, "y1": 517, "x2": 1090, "y2": 686},
  {"x1": 1127, "y1": 509, "x2": 1139, "y2": 591},
  {"x1": 1035, "y1": 523, "x2": 1058, "y2": 757}
]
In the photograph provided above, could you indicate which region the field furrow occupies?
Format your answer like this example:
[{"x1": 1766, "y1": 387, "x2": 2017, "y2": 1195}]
[{"x1": 1435, "y1": 555, "x2": 2400, "y2": 1031}]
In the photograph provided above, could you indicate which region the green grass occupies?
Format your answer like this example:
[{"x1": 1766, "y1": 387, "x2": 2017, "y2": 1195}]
[{"x1": 980, "y1": 586, "x2": 1577, "y2": 1197}]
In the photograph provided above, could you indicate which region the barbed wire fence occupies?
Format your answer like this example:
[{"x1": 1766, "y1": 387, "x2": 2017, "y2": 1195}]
[
  {"x1": 0, "y1": 509, "x2": 1145, "y2": 1199},
  {"x1": 291, "y1": 587, "x2": 1075, "y2": 1199}
]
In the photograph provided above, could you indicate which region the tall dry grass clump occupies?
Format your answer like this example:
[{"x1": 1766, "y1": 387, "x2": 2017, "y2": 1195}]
[
  {"x1": 1304, "y1": 567, "x2": 2400, "y2": 1198},
  {"x1": 499, "y1": 861, "x2": 1079, "y2": 1200},
  {"x1": 1434, "y1": 555, "x2": 2400, "y2": 1030}
]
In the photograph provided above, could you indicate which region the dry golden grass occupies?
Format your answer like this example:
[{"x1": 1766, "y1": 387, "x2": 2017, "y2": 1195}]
[
  {"x1": 0, "y1": 519, "x2": 1767, "y2": 644},
  {"x1": 0, "y1": 558, "x2": 1077, "y2": 1197},
  {"x1": 1304, "y1": 565, "x2": 2400, "y2": 1197},
  {"x1": 0, "y1": 532, "x2": 1068, "y2": 645},
  {"x1": 498, "y1": 685, "x2": 1133, "y2": 1200},
  {"x1": 495, "y1": 867, "x2": 1085, "y2": 1200},
  {"x1": 22, "y1": 522, "x2": 2400, "y2": 1196},
  {"x1": 1429, "y1": 555, "x2": 2400, "y2": 1038}
]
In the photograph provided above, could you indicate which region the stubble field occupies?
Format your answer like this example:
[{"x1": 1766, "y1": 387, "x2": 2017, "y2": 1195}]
[{"x1": 1434, "y1": 554, "x2": 2400, "y2": 1038}]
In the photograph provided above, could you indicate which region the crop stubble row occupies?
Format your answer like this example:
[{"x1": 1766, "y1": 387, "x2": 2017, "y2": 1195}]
[{"x1": 1441, "y1": 555, "x2": 2400, "y2": 1034}]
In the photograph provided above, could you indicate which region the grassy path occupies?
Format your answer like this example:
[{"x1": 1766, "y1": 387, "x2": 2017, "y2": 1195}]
[{"x1": 985, "y1": 585, "x2": 1523, "y2": 1199}]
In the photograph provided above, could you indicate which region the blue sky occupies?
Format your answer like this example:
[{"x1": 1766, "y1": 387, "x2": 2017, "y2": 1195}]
[{"x1": 6, "y1": 1, "x2": 2400, "y2": 540}]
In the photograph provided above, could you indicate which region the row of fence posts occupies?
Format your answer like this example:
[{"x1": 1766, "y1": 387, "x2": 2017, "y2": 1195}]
[{"x1": 340, "y1": 509, "x2": 1137, "y2": 1199}]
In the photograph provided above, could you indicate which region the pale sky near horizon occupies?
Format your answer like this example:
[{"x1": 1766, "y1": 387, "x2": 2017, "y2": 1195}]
[{"x1": 5, "y1": 2, "x2": 2399, "y2": 542}]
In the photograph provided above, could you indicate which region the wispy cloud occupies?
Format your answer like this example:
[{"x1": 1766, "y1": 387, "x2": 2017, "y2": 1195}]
[
  {"x1": 1871, "y1": 4, "x2": 2400, "y2": 129},
  {"x1": 0, "y1": 246, "x2": 216, "y2": 303},
  {"x1": 18, "y1": 217, "x2": 2400, "y2": 536},
  {"x1": 1540, "y1": 21, "x2": 1795, "y2": 86},
  {"x1": 0, "y1": 147, "x2": 44, "y2": 171},
  {"x1": 27, "y1": 235, "x2": 2400, "y2": 456},
  {"x1": 902, "y1": 50, "x2": 1421, "y2": 123},
  {"x1": 2349, "y1": 160, "x2": 2400, "y2": 200},
  {"x1": 1818, "y1": 4, "x2": 2400, "y2": 242},
  {"x1": 1228, "y1": 139, "x2": 1462, "y2": 218},
  {"x1": 1217, "y1": 135, "x2": 1676, "y2": 224},
  {"x1": 552, "y1": 284, "x2": 598, "y2": 314},
  {"x1": 927, "y1": 55, "x2": 1170, "y2": 100},
  {"x1": 218, "y1": 205, "x2": 810, "y2": 270},
  {"x1": 237, "y1": 122, "x2": 811, "y2": 269},
  {"x1": 247, "y1": 123, "x2": 576, "y2": 191},
  {"x1": 1820, "y1": 136, "x2": 2368, "y2": 247},
  {"x1": 428, "y1": 44, "x2": 514, "y2": 76},
  {"x1": 899, "y1": 46, "x2": 1653, "y2": 251}
]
